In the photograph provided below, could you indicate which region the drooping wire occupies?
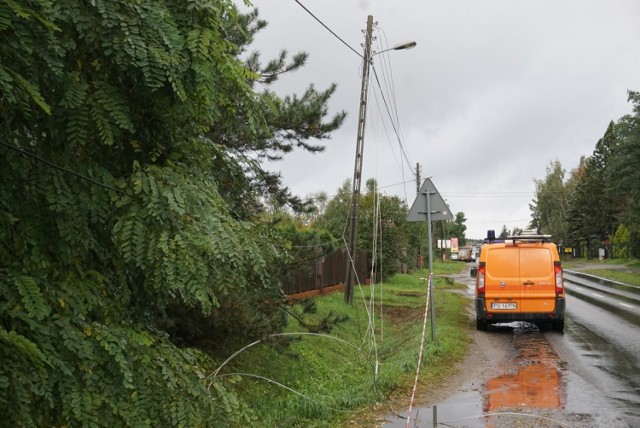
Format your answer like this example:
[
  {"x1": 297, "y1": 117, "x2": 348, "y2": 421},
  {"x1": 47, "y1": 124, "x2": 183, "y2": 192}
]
[
  {"x1": 0, "y1": 140, "x2": 136, "y2": 199},
  {"x1": 376, "y1": 30, "x2": 405, "y2": 146},
  {"x1": 375, "y1": 188, "x2": 384, "y2": 344},
  {"x1": 365, "y1": 185, "x2": 381, "y2": 385},
  {"x1": 370, "y1": 64, "x2": 413, "y2": 174},
  {"x1": 369, "y1": 30, "x2": 416, "y2": 204},
  {"x1": 293, "y1": 0, "x2": 362, "y2": 58},
  {"x1": 369, "y1": 65, "x2": 413, "y2": 205},
  {"x1": 369, "y1": 85, "x2": 405, "y2": 176}
]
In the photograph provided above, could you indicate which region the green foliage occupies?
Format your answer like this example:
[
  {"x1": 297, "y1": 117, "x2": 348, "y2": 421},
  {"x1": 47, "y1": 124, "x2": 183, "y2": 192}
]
[
  {"x1": 613, "y1": 224, "x2": 631, "y2": 258},
  {"x1": 1, "y1": 0, "x2": 345, "y2": 425},
  {"x1": 359, "y1": 180, "x2": 411, "y2": 279},
  {"x1": 1, "y1": 272, "x2": 254, "y2": 426},
  {"x1": 318, "y1": 178, "x2": 413, "y2": 281},
  {"x1": 530, "y1": 160, "x2": 572, "y2": 244},
  {"x1": 270, "y1": 214, "x2": 339, "y2": 281},
  {"x1": 14, "y1": 275, "x2": 50, "y2": 320},
  {"x1": 566, "y1": 122, "x2": 619, "y2": 243},
  {"x1": 446, "y1": 212, "x2": 468, "y2": 246},
  {"x1": 317, "y1": 179, "x2": 468, "y2": 276},
  {"x1": 406, "y1": 220, "x2": 429, "y2": 269},
  {"x1": 316, "y1": 179, "x2": 352, "y2": 240},
  {"x1": 113, "y1": 165, "x2": 276, "y2": 314},
  {"x1": 609, "y1": 91, "x2": 640, "y2": 230}
]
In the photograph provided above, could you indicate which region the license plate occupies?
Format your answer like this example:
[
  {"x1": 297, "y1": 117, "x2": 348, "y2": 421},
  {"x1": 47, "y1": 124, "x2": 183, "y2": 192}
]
[{"x1": 491, "y1": 302, "x2": 517, "y2": 310}]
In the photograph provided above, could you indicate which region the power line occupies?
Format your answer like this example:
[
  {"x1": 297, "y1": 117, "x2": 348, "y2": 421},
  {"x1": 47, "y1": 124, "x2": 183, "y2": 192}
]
[
  {"x1": 377, "y1": 179, "x2": 414, "y2": 190},
  {"x1": 370, "y1": 64, "x2": 413, "y2": 173},
  {"x1": 369, "y1": 88, "x2": 404, "y2": 174},
  {"x1": 293, "y1": 0, "x2": 362, "y2": 58},
  {"x1": 288, "y1": 4, "x2": 416, "y2": 192},
  {"x1": 0, "y1": 141, "x2": 136, "y2": 198},
  {"x1": 442, "y1": 192, "x2": 534, "y2": 198},
  {"x1": 467, "y1": 218, "x2": 532, "y2": 224},
  {"x1": 369, "y1": 38, "x2": 413, "y2": 203},
  {"x1": 370, "y1": 30, "x2": 418, "y2": 204},
  {"x1": 375, "y1": 30, "x2": 405, "y2": 152}
]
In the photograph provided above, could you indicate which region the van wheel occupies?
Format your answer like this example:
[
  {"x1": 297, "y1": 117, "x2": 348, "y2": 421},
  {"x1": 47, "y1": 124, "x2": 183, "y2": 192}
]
[
  {"x1": 476, "y1": 319, "x2": 488, "y2": 331},
  {"x1": 553, "y1": 319, "x2": 564, "y2": 332}
]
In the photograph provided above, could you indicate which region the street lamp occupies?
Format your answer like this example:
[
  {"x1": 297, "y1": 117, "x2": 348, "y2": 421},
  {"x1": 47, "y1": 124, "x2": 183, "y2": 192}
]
[
  {"x1": 344, "y1": 15, "x2": 416, "y2": 304},
  {"x1": 373, "y1": 41, "x2": 417, "y2": 57}
]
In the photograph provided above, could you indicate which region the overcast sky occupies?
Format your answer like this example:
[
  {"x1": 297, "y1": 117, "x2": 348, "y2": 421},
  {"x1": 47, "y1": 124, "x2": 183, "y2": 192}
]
[{"x1": 239, "y1": 0, "x2": 640, "y2": 239}]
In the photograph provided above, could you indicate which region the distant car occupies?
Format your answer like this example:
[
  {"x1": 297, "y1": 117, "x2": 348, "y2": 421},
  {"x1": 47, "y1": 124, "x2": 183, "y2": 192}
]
[{"x1": 470, "y1": 230, "x2": 565, "y2": 331}]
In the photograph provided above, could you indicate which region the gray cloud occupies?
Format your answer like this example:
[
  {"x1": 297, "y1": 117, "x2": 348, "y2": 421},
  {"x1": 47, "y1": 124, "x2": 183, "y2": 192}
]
[{"x1": 245, "y1": 0, "x2": 640, "y2": 238}]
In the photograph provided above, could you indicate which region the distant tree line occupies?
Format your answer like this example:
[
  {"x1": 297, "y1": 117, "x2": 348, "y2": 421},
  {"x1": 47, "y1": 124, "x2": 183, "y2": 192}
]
[
  {"x1": 277, "y1": 178, "x2": 468, "y2": 282},
  {"x1": 530, "y1": 91, "x2": 640, "y2": 258}
]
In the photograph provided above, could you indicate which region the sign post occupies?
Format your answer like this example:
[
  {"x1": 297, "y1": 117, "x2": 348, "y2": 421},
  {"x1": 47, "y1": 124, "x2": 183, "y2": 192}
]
[{"x1": 407, "y1": 178, "x2": 452, "y2": 340}]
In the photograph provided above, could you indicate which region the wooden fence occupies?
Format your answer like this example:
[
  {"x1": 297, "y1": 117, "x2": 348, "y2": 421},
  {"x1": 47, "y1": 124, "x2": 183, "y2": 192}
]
[{"x1": 282, "y1": 248, "x2": 369, "y2": 298}]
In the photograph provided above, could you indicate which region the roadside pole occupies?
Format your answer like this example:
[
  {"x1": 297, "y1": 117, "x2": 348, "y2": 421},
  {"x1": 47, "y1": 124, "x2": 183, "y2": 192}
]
[
  {"x1": 344, "y1": 15, "x2": 373, "y2": 304},
  {"x1": 426, "y1": 187, "x2": 436, "y2": 340},
  {"x1": 407, "y1": 178, "x2": 452, "y2": 340}
]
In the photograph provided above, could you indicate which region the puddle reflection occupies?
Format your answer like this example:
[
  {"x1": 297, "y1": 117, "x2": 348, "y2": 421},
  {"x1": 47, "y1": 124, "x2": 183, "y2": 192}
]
[
  {"x1": 383, "y1": 324, "x2": 568, "y2": 427},
  {"x1": 484, "y1": 327, "x2": 566, "y2": 413}
]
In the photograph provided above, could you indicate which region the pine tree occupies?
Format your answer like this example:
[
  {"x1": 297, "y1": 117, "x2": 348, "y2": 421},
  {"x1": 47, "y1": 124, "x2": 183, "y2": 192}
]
[{"x1": 567, "y1": 122, "x2": 619, "y2": 245}]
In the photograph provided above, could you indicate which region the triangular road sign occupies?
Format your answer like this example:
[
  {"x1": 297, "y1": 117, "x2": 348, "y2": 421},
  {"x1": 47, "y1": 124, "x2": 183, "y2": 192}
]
[{"x1": 407, "y1": 178, "x2": 453, "y2": 222}]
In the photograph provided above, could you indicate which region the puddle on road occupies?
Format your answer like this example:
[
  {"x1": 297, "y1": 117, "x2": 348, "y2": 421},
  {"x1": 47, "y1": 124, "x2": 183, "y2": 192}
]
[
  {"x1": 384, "y1": 323, "x2": 567, "y2": 427},
  {"x1": 484, "y1": 323, "x2": 565, "y2": 413}
]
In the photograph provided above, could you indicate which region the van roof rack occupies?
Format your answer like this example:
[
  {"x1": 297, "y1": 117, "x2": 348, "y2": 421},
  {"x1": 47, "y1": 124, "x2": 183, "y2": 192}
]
[{"x1": 506, "y1": 229, "x2": 552, "y2": 243}]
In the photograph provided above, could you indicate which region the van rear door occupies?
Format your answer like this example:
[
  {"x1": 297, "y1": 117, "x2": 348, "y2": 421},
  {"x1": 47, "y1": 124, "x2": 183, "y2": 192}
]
[
  {"x1": 484, "y1": 246, "x2": 520, "y2": 313},
  {"x1": 519, "y1": 245, "x2": 556, "y2": 313}
]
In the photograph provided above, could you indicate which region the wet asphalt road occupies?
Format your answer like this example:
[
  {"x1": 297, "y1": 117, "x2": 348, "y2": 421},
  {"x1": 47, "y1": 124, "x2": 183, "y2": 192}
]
[{"x1": 383, "y1": 266, "x2": 640, "y2": 428}]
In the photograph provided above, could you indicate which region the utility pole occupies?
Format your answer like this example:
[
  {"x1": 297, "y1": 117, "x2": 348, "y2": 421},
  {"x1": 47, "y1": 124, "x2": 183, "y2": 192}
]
[
  {"x1": 344, "y1": 15, "x2": 374, "y2": 304},
  {"x1": 416, "y1": 162, "x2": 422, "y2": 268}
]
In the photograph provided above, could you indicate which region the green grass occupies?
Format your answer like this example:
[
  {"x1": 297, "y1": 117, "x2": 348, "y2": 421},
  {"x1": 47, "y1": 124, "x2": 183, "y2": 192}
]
[
  {"x1": 222, "y1": 261, "x2": 471, "y2": 427},
  {"x1": 563, "y1": 257, "x2": 640, "y2": 286},
  {"x1": 602, "y1": 258, "x2": 640, "y2": 268},
  {"x1": 581, "y1": 269, "x2": 640, "y2": 286}
]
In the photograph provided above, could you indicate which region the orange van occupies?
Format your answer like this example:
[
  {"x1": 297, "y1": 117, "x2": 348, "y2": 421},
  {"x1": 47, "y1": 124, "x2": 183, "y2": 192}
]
[{"x1": 471, "y1": 230, "x2": 565, "y2": 331}]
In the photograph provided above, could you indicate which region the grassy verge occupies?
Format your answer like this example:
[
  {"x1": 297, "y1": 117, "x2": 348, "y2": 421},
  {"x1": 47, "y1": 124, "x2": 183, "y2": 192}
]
[
  {"x1": 224, "y1": 261, "x2": 471, "y2": 427},
  {"x1": 563, "y1": 258, "x2": 640, "y2": 286},
  {"x1": 580, "y1": 269, "x2": 640, "y2": 286}
]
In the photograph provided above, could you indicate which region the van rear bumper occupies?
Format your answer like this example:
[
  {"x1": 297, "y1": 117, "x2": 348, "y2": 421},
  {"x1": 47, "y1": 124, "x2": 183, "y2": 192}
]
[{"x1": 475, "y1": 297, "x2": 565, "y2": 322}]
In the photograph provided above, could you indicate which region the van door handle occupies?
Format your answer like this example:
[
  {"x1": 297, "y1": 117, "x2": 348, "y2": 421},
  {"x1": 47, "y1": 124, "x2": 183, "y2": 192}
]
[{"x1": 523, "y1": 281, "x2": 534, "y2": 286}]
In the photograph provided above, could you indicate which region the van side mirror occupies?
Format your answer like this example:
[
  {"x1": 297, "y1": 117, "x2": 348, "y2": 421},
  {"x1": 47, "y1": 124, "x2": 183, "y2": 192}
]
[{"x1": 470, "y1": 266, "x2": 478, "y2": 278}]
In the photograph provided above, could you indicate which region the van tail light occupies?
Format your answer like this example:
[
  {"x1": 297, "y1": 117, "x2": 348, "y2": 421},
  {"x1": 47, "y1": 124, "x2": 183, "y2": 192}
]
[
  {"x1": 554, "y1": 261, "x2": 564, "y2": 296},
  {"x1": 477, "y1": 262, "x2": 486, "y2": 296}
]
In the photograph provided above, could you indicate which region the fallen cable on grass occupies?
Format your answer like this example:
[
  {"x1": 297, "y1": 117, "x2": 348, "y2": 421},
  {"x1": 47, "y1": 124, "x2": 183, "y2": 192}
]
[
  {"x1": 208, "y1": 332, "x2": 361, "y2": 380},
  {"x1": 215, "y1": 372, "x2": 350, "y2": 413}
]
